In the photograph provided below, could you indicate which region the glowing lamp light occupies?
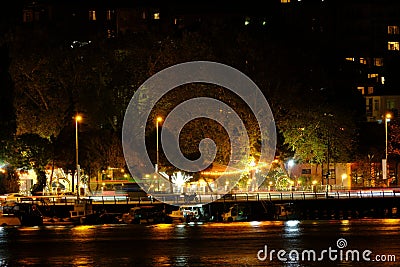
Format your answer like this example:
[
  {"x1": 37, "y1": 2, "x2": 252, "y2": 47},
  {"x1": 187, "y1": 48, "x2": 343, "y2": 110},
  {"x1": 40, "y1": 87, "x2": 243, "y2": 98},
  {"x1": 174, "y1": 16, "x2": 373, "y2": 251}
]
[
  {"x1": 287, "y1": 159, "x2": 295, "y2": 168},
  {"x1": 171, "y1": 171, "x2": 191, "y2": 187},
  {"x1": 249, "y1": 159, "x2": 256, "y2": 167}
]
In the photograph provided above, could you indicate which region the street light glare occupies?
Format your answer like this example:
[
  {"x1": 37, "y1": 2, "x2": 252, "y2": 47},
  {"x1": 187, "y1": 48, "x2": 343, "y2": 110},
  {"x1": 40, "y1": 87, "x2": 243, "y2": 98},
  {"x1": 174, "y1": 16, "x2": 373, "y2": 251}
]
[
  {"x1": 75, "y1": 115, "x2": 82, "y2": 122},
  {"x1": 156, "y1": 116, "x2": 163, "y2": 122},
  {"x1": 288, "y1": 159, "x2": 295, "y2": 168}
]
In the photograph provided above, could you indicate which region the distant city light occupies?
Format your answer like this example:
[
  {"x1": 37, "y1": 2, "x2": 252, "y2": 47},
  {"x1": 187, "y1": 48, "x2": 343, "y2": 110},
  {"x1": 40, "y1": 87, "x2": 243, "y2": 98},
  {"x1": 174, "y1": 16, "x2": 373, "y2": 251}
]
[{"x1": 70, "y1": 40, "x2": 91, "y2": 49}]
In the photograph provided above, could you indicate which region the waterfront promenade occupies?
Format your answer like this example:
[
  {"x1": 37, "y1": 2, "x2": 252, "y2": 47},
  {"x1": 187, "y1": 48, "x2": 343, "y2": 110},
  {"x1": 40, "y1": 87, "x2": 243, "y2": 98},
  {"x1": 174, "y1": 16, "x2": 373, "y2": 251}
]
[
  {"x1": 16, "y1": 188, "x2": 400, "y2": 206},
  {"x1": 13, "y1": 188, "x2": 400, "y2": 220}
]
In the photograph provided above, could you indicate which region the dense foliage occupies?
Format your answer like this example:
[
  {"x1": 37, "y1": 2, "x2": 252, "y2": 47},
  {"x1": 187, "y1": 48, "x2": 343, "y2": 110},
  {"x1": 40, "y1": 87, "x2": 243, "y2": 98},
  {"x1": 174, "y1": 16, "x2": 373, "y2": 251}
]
[{"x1": 0, "y1": 16, "x2": 366, "y2": 192}]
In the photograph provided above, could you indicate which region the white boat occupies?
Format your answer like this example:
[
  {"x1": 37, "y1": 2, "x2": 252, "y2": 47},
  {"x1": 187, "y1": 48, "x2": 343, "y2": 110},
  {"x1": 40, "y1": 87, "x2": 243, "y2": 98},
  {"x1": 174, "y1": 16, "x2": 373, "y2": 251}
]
[
  {"x1": 69, "y1": 199, "x2": 93, "y2": 224},
  {"x1": 121, "y1": 206, "x2": 167, "y2": 224},
  {"x1": 168, "y1": 204, "x2": 211, "y2": 223},
  {"x1": 221, "y1": 204, "x2": 248, "y2": 222}
]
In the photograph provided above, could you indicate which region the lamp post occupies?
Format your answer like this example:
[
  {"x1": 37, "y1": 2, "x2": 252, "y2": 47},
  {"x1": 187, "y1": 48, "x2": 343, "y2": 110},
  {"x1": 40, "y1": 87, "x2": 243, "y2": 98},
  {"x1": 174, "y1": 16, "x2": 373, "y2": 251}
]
[
  {"x1": 384, "y1": 113, "x2": 391, "y2": 180},
  {"x1": 287, "y1": 159, "x2": 295, "y2": 191},
  {"x1": 249, "y1": 158, "x2": 256, "y2": 191},
  {"x1": 324, "y1": 113, "x2": 333, "y2": 196},
  {"x1": 341, "y1": 173, "x2": 347, "y2": 189},
  {"x1": 75, "y1": 115, "x2": 82, "y2": 199},
  {"x1": 156, "y1": 117, "x2": 163, "y2": 173}
]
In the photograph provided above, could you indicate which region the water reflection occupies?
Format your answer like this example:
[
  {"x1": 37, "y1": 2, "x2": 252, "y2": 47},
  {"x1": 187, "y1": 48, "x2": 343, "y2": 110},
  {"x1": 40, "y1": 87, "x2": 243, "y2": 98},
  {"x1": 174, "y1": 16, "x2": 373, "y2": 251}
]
[{"x1": 0, "y1": 219, "x2": 398, "y2": 266}]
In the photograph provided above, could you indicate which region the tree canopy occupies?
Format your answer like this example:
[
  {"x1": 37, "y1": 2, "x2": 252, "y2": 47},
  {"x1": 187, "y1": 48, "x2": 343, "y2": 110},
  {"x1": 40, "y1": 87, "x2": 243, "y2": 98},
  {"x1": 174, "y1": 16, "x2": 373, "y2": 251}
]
[{"x1": 1, "y1": 18, "x2": 366, "y2": 187}]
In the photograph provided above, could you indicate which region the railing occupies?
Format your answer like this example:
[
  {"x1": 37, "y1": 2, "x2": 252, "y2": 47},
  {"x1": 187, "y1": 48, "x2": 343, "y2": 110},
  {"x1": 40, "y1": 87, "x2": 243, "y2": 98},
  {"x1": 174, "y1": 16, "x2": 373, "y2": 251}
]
[{"x1": 10, "y1": 189, "x2": 400, "y2": 206}]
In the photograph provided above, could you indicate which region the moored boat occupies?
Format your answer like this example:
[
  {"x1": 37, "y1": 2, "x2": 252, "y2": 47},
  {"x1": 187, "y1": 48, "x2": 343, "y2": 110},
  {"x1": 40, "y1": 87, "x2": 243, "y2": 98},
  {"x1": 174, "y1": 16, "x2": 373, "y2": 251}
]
[
  {"x1": 274, "y1": 203, "x2": 297, "y2": 220},
  {"x1": 121, "y1": 206, "x2": 168, "y2": 224},
  {"x1": 0, "y1": 202, "x2": 43, "y2": 226},
  {"x1": 69, "y1": 198, "x2": 94, "y2": 225},
  {"x1": 221, "y1": 204, "x2": 248, "y2": 222},
  {"x1": 167, "y1": 204, "x2": 212, "y2": 223}
]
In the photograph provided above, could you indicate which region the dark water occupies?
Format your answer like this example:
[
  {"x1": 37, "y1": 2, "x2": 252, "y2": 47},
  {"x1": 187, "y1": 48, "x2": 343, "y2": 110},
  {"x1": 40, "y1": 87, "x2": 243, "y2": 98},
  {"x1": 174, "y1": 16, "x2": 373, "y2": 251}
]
[{"x1": 1, "y1": 219, "x2": 399, "y2": 267}]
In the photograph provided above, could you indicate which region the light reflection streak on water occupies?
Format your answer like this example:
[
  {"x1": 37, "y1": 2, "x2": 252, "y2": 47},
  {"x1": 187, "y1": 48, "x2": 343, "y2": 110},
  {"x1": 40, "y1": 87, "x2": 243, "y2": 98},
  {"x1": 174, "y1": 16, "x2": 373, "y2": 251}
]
[
  {"x1": 249, "y1": 221, "x2": 262, "y2": 227},
  {"x1": 17, "y1": 226, "x2": 41, "y2": 231},
  {"x1": 202, "y1": 221, "x2": 284, "y2": 228},
  {"x1": 284, "y1": 220, "x2": 300, "y2": 233},
  {"x1": 71, "y1": 257, "x2": 94, "y2": 266},
  {"x1": 340, "y1": 219, "x2": 350, "y2": 232},
  {"x1": 152, "y1": 255, "x2": 189, "y2": 267}
]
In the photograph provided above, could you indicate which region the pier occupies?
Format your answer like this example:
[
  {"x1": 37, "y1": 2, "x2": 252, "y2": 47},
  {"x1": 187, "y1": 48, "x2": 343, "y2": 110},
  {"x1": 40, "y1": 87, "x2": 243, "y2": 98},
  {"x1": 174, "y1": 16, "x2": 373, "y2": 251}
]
[{"x1": 17, "y1": 189, "x2": 400, "y2": 220}]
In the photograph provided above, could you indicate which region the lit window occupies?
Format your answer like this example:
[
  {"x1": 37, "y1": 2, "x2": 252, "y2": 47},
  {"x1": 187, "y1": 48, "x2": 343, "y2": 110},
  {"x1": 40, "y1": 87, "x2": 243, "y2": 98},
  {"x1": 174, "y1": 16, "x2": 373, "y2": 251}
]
[
  {"x1": 23, "y1": 10, "x2": 33, "y2": 22},
  {"x1": 345, "y1": 57, "x2": 354, "y2": 61},
  {"x1": 359, "y1": 58, "x2": 367, "y2": 64},
  {"x1": 381, "y1": 77, "x2": 385, "y2": 84},
  {"x1": 374, "y1": 58, "x2": 383, "y2": 66},
  {"x1": 387, "y1": 99, "x2": 396, "y2": 109},
  {"x1": 357, "y1": 86, "x2": 365, "y2": 95},
  {"x1": 281, "y1": 0, "x2": 290, "y2": 3},
  {"x1": 388, "y1": 26, "x2": 399, "y2": 35},
  {"x1": 153, "y1": 13, "x2": 160, "y2": 20},
  {"x1": 368, "y1": 74, "x2": 379, "y2": 83},
  {"x1": 174, "y1": 18, "x2": 184, "y2": 26},
  {"x1": 89, "y1": 10, "x2": 96, "y2": 21},
  {"x1": 368, "y1": 87, "x2": 374, "y2": 95},
  {"x1": 107, "y1": 29, "x2": 115, "y2": 39},
  {"x1": 142, "y1": 11, "x2": 146, "y2": 20},
  {"x1": 388, "y1": 41, "x2": 399, "y2": 51},
  {"x1": 106, "y1": 10, "x2": 113, "y2": 21}
]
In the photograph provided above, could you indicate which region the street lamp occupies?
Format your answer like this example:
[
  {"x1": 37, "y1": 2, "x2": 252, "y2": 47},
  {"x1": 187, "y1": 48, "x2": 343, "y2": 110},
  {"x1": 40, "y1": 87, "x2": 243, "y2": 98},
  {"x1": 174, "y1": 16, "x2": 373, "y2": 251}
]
[
  {"x1": 384, "y1": 113, "x2": 391, "y2": 180},
  {"x1": 156, "y1": 116, "x2": 163, "y2": 173},
  {"x1": 75, "y1": 114, "x2": 82, "y2": 199},
  {"x1": 287, "y1": 159, "x2": 295, "y2": 177},
  {"x1": 249, "y1": 158, "x2": 256, "y2": 191}
]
